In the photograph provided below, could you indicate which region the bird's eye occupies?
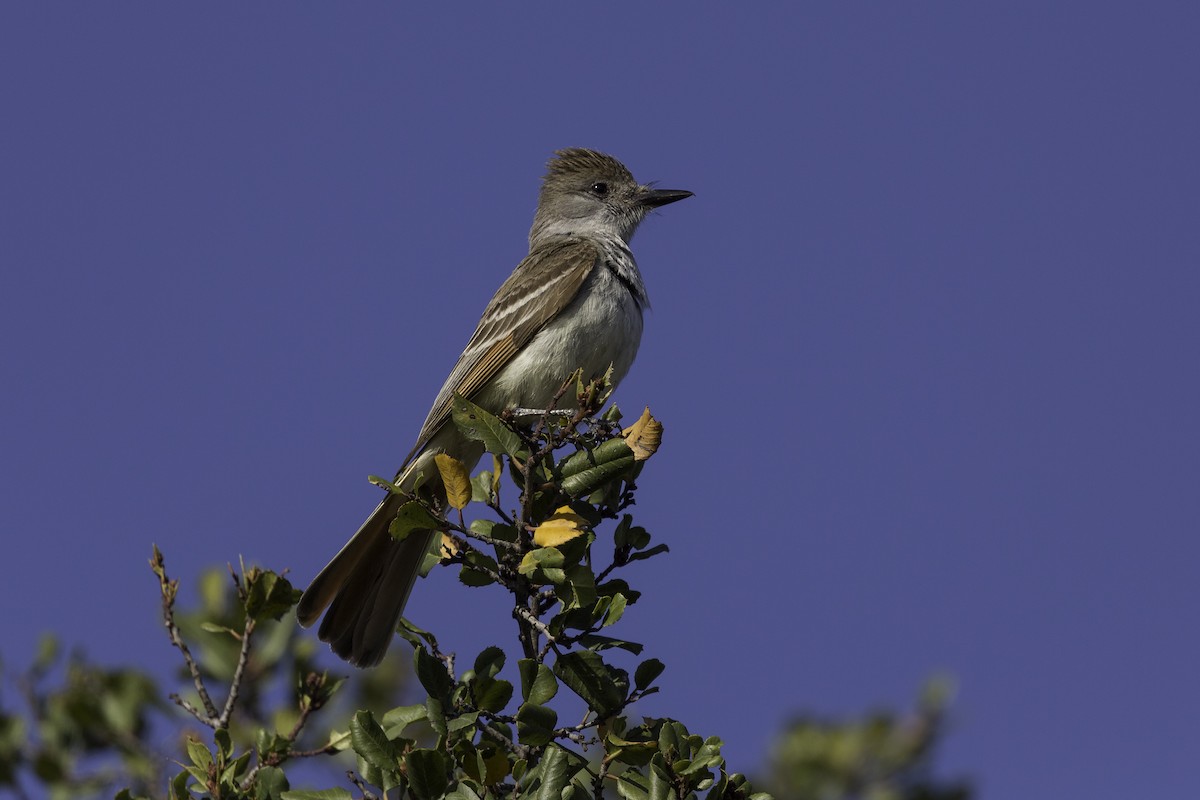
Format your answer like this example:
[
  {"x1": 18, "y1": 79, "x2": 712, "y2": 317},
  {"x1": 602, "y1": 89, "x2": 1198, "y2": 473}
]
[{"x1": 589, "y1": 182, "x2": 609, "y2": 196}]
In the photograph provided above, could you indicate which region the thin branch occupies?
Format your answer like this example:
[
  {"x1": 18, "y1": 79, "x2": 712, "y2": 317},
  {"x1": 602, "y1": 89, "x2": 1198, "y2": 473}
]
[
  {"x1": 457, "y1": 526, "x2": 522, "y2": 552},
  {"x1": 476, "y1": 714, "x2": 530, "y2": 761},
  {"x1": 487, "y1": 499, "x2": 515, "y2": 525},
  {"x1": 240, "y1": 674, "x2": 339, "y2": 787},
  {"x1": 216, "y1": 615, "x2": 255, "y2": 729},
  {"x1": 153, "y1": 549, "x2": 219, "y2": 723},
  {"x1": 593, "y1": 756, "x2": 611, "y2": 800},
  {"x1": 347, "y1": 771, "x2": 382, "y2": 800},
  {"x1": 168, "y1": 693, "x2": 209, "y2": 724},
  {"x1": 514, "y1": 606, "x2": 557, "y2": 645}
]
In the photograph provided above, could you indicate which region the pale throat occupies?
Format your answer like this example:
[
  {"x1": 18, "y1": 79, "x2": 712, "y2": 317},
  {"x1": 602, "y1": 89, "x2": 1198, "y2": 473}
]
[{"x1": 531, "y1": 212, "x2": 643, "y2": 248}]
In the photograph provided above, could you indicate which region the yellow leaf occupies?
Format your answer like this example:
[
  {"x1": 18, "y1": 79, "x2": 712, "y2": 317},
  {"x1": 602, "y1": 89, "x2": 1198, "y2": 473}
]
[
  {"x1": 533, "y1": 506, "x2": 591, "y2": 547},
  {"x1": 440, "y1": 533, "x2": 459, "y2": 559},
  {"x1": 434, "y1": 453, "x2": 472, "y2": 510},
  {"x1": 491, "y1": 454, "x2": 503, "y2": 500},
  {"x1": 622, "y1": 407, "x2": 663, "y2": 462},
  {"x1": 483, "y1": 747, "x2": 511, "y2": 784}
]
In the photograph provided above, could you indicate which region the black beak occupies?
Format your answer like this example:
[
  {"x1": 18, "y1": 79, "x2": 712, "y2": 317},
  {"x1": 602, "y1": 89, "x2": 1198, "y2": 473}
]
[{"x1": 638, "y1": 187, "x2": 694, "y2": 208}]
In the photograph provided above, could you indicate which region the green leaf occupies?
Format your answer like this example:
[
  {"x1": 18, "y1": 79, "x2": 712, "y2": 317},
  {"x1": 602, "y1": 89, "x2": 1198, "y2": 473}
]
[
  {"x1": 447, "y1": 711, "x2": 479, "y2": 735},
  {"x1": 518, "y1": 547, "x2": 567, "y2": 584},
  {"x1": 648, "y1": 754, "x2": 672, "y2": 800},
  {"x1": 553, "y1": 651, "x2": 623, "y2": 717},
  {"x1": 426, "y1": 696, "x2": 448, "y2": 738},
  {"x1": 471, "y1": 469, "x2": 495, "y2": 503},
  {"x1": 349, "y1": 710, "x2": 395, "y2": 773},
  {"x1": 33, "y1": 633, "x2": 59, "y2": 672},
  {"x1": 598, "y1": 579, "x2": 641, "y2": 604},
  {"x1": 467, "y1": 550, "x2": 499, "y2": 574},
  {"x1": 601, "y1": 593, "x2": 627, "y2": 627},
  {"x1": 325, "y1": 727, "x2": 352, "y2": 752},
  {"x1": 518, "y1": 659, "x2": 558, "y2": 705},
  {"x1": 414, "y1": 646, "x2": 454, "y2": 700},
  {"x1": 534, "y1": 745, "x2": 570, "y2": 800},
  {"x1": 559, "y1": 436, "x2": 632, "y2": 479},
  {"x1": 468, "y1": 518, "x2": 494, "y2": 540},
  {"x1": 222, "y1": 749, "x2": 252, "y2": 784},
  {"x1": 397, "y1": 617, "x2": 439, "y2": 647},
  {"x1": 170, "y1": 769, "x2": 190, "y2": 800},
  {"x1": 614, "y1": 773, "x2": 650, "y2": 800},
  {"x1": 519, "y1": 547, "x2": 564, "y2": 575},
  {"x1": 604, "y1": 725, "x2": 659, "y2": 768},
  {"x1": 470, "y1": 647, "x2": 504, "y2": 681},
  {"x1": 255, "y1": 765, "x2": 289, "y2": 800},
  {"x1": 280, "y1": 790, "x2": 353, "y2": 800},
  {"x1": 560, "y1": 564, "x2": 597, "y2": 611},
  {"x1": 577, "y1": 633, "x2": 644, "y2": 655},
  {"x1": 626, "y1": 543, "x2": 669, "y2": 563},
  {"x1": 389, "y1": 500, "x2": 442, "y2": 543},
  {"x1": 473, "y1": 676, "x2": 514, "y2": 713},
  {"x1": 657, "y1": 723, "x2": 680, "y2": 758},
  {"x1": 450, "y1": 393, "x2": 526, "y2": 458},
  {"x1": 634, "y1": 659, "x2": 665, "y2": 691},
  {"x1": 472, "y1": 518, "x2": 516, "y2": 543},
  {"x1": 516, "y1": 701, "x2": 558, "y2": 746},
  {"x1": 613, "y1": 519, "x2": 651, "y2": 550},
  {"x1": 214, "y1": 727, "x2": 233, "y2": 759},
  {"x1": 381, "y1": 704, "x2": 428, "y2": 738},
  {"x1": 245, "y1": 570, "x2": 299, "y2": 622},
  {"x1": 186, "y1": 736, "x2": 212, "y2": 771},
  {"x1": 559, "y1": 439, "x2": 636, "y2": 498},
  {"x1": 368, "y1": 474, "x2": 409, "y2": 495},
  {"x1": 452, "y1": 738, "x2": 484, "y2": 784},
  {"x1": 406, "y1": 748, "x2": 450, "y2": 800},
  {"x1": 460, "y1": 567, "x2": 496, "y2": 587}
]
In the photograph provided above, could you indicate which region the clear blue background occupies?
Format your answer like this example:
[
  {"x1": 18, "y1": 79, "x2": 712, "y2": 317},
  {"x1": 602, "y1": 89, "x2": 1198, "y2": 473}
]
[{"x1": 2, "y1": 4, "x2": 1197, "y2": 798}]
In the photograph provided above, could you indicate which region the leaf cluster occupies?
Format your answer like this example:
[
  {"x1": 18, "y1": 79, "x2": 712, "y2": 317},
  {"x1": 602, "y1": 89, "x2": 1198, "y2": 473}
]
[
  {"x1": 0, "y1": 634, "x2": 164, "y2": 799},
  {"x1": 761, "y1": 680, "x2": 971, "y2": 800},
  {"x1": 0, "y1": 377, "x2": 970, "y2": 800},
  {"x1": 317, "y1": 377, "x2": 766, "y2": 800}
]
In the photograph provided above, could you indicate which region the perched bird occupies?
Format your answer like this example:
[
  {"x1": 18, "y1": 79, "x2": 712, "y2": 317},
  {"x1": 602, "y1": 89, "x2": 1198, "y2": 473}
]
[{"x1": 296, "y1": 148, "x2": 692, "y2": 666}]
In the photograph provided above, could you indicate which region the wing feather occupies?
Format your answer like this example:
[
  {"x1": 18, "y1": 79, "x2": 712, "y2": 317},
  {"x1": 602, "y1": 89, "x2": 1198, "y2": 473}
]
[{"x1": 396, "y1": 238, "x2": 600, "y2": 471}]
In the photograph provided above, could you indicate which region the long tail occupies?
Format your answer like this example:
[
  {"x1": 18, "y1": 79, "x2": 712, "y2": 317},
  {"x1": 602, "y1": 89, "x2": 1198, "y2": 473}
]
[{"x1": 296, "y1": 491, "x2": 435, "y2": 668}]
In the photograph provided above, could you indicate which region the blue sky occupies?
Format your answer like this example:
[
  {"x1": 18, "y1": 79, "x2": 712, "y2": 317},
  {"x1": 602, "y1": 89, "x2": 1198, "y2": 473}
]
[{"x1": 2, "y1": 4, "x2": 1197, "y2": 798}]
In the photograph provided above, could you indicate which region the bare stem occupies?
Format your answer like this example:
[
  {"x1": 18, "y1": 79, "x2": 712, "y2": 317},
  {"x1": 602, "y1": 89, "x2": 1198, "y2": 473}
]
[
  {"x1": 152, "y1": 547, "x2": 219, "y2": 724},
  {"x1": 216, "y1": 615, "x2": 255, "y2": 729}
]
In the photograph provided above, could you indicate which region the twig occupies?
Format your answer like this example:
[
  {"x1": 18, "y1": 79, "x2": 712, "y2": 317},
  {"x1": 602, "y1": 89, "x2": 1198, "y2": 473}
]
[
  {"x1": 216, "y1": 615, "x2": 255, "y2": 729},
  {"x1": 487, "y1": 499, "x2": 515, "y2": 525},
  {"x1": 476, "y1": 715, "x2": 530, "y2": 761},
  {"x1": 347, "y1": 770, "x2": 381, "y2": 800},
  {"x1": 153, "y1": 547, "x2": 219, "y2": 723},
  {"x1": 514, "y1": 606, "x2": 557, "y2": 645},
  {"x1": 554, "y1": 717, "x2": 600, "y2": 746},
  {"x1": 240, "y1": 674, "x2": 339, "y2": 787},
  {"x1": 593, "y1": 755, "x2": 610, "y2": 800},
  {"x1": 457, "y1": 527, "x2": 522, "y2": 552}
]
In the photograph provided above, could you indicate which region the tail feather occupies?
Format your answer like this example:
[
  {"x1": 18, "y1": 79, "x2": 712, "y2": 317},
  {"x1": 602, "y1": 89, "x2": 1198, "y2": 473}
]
[
  {"x1": 298, "y1": 492, "x2": 433, "y2": 667},
  {"x1": 300, "y1": 438, "x2": 481, "y2": 667},
  {"x1": 351, "y1": 533, "x2": 433, "y2": 665},
  {"x1": 296, "y1": 493, "x2": 398, "y2": 627}
]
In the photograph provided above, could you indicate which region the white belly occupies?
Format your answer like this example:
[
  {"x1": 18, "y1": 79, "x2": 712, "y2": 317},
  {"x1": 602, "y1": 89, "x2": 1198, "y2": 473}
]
[{"x1": 480, "y1": 265, "x2": 644, "y2": 410}]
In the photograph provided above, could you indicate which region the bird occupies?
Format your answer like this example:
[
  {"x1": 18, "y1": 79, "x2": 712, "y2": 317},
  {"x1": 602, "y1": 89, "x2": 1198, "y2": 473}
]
[{"x1": 296, "y1": 148, "x2": 692, "y2": 667}]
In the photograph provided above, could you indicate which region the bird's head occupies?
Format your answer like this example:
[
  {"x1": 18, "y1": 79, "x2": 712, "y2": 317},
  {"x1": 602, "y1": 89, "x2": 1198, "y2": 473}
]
[{"x1": 530, "y1": 148, "x2": 692, "y2": 247}]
